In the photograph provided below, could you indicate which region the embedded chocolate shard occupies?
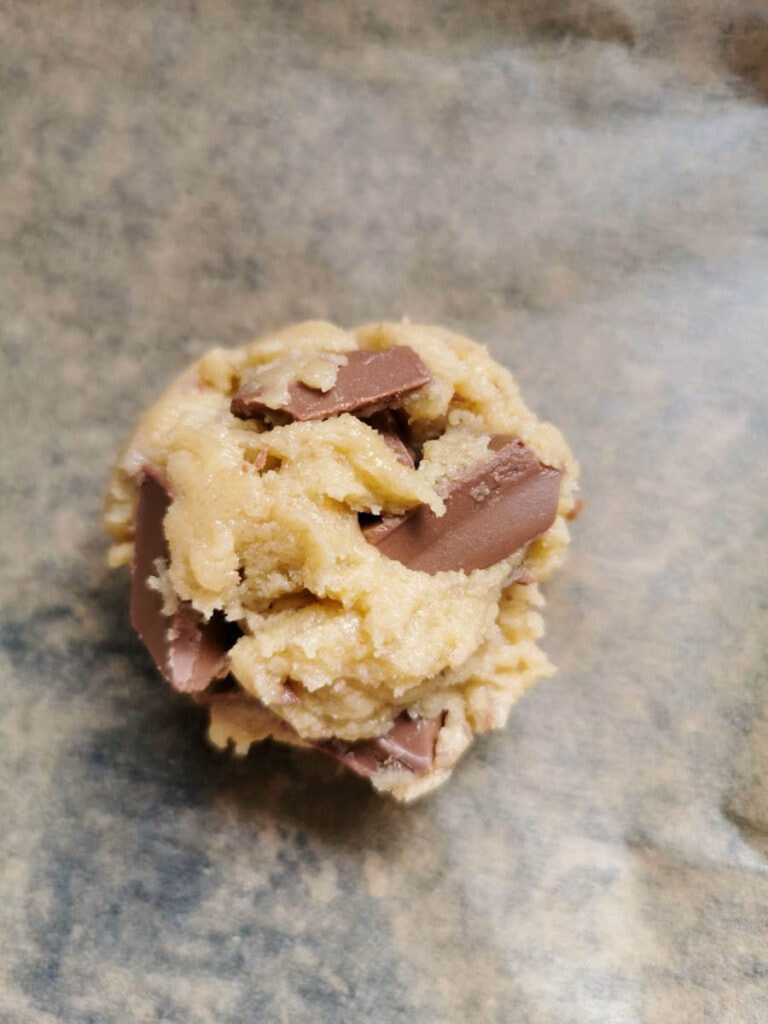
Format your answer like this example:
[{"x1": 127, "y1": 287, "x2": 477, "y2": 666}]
[
  {"x1": 359, "y1": 513, "x2": 405, "y2": 548},
  {"x1": 321, "y1": 713, "x2": 442, "y2": 779},
  {"x1": 130, "y1": 473, "x2": 173, "y2": 675},
  {"x1": 230, "y1": 346, "x2": 432, "y2": 423},
  {"x1": 130, "y1": 474, "x2": 239, "y2": 692},
  {"x1": 196, "y1": 688, "x2": 442, "y2": 780},
  {"x1": 370, "y1": 713, "x2": 442, "y2": 773},
  {"x1": 362, "y1": 436, "x2": 562, "y2": 574},
  {"x1": 364, "y1": 410, "x2": 415, "y2": 468},
  {"x1": 166, "y1": 605, "x2": 239, "y2": 693}
]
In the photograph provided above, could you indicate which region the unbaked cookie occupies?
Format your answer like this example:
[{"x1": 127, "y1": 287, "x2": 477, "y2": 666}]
[{"x1": 105, "y1": 321, "x2": 579, "y2": 800}]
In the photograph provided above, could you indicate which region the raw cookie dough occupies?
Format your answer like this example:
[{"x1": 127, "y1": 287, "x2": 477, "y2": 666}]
[{"x1": 105, "y1": 321, "x2": 579, "y2": 801}]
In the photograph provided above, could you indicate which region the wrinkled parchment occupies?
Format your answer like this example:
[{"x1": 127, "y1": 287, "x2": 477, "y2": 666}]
[{"x1": 1, "y1": 2, "x2": 767, "y2": 1021}]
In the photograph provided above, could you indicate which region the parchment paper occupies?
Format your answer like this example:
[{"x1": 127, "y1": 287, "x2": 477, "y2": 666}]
[{"x1": 1, "y1": 2, "x2": 767, "y2": 1021}]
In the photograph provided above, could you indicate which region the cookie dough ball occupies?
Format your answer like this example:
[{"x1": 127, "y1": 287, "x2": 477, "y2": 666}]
[{"x1": 105, "y1": 321, "x2": 579, "y2": 800}]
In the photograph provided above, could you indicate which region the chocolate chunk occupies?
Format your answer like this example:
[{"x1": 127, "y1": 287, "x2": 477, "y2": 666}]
[
  {"x1": 362, "y1": 436, "x2": 562, "y2": 574},
  {"x1": 130, "y1": 473, "x2": 174, "y2": 675},
  {"x1": 166, "y1": 605, "x2": 239, "y2": 694},
  {"x1": 230, "y1": 346, "x2": 432, "y2": 422},
  {"x1": 199, "y1": 687, "x2": 441, "y2": 780},
  {"x1": 320, "y1": 713, "x2": 442, "y2": 778},
  {"x1": 131, "y1": 473, "x2": 239, "y2": 692},
  {"x1": 364, "y1": 410, "x2": 415, "y2": 468}
]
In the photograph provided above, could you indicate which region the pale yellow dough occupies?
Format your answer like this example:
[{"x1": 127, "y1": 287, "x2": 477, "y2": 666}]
[{"x1": 105, "y1": 321, "x2": 579, "y2": 800}]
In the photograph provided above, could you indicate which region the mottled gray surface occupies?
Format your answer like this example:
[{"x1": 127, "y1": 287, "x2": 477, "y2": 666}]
[{"x1": 1, "y1": 1, "x2": 767, "y2": 1021}]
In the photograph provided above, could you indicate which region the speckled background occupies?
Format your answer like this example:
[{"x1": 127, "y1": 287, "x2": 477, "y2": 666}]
[{"x1": 1, "y1": 2, "x2": 767, "y2": 1022}]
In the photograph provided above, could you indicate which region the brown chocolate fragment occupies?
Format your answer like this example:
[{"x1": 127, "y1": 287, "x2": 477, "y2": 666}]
[
  {"x1": 364, "y1": 410, "x2": 415, "y2": 468},
  {"x1": 130, "y1": 473, "x2": 173, "y2": 675},
  {"x1": 230, "y1": 346, "x2": 432, "y2": 423},
  {"x1": 199, "y1": 686, "x2": 442, "y2": 781},
  {"x1": 166, "y1": 605, "x2": 239, "y2": 693},
  {"x1": 362, "y1": 436, "x2": 562, "y2": 574},
  {"x1": 131, "y1": 474, "x2": 239, "y2": 692},
  {"x1": 320, "y1": 712, "x2": 443, "y2": 779}
]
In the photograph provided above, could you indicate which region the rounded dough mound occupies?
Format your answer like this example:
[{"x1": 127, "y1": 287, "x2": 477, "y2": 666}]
[{"x1": 105, "y1": 321, "x2": 578, "y2": 797}]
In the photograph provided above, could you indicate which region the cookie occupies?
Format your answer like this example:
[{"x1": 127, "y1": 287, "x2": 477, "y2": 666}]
[{"x1": 105, "y1": 321, "x2": 579, "y2": 800}]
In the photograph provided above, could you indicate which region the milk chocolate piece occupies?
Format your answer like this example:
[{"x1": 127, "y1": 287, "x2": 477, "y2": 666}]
[
  {"x1": 130, "y1": 473, "x2": 174, "y2": 674},
  {"x1": 321, "y1": 713, "x2": 442, "y2": 778},
  {"x1": 165, "y1": 605, "x2": 238, "y2": 693},
  {"x1": 230, "y1": 346, "x2": 432, "y2": 422},
  {"x1": 131, "y1": 474, "x2": 238, "y2": 692},
  {"x1": 363, "y1": 436, "x2": 562, "y2": 574},
  {"x1": 199, "y1": 688, "x2": 442, "y2": 780},
  {"x1": 365, "y1": 410, "x2": 415, "y2": 468}
]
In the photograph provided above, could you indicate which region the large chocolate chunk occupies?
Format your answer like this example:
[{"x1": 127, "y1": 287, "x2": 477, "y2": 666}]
[
  {"x1": 230, "y1": 346, "x2": 431, "y2": 422},
  {"x1": 320, "y1": 713, "x2": 442, "y2": 778},
  {"x1": 200, "y1": 688, "x2": 442, "y2": 781},
  {"x1": 363, "y1": 436, "x2": 562, "y2": 574},
  {"x1": 131, "y1": 473, "x2": 238, "y2": 692}
]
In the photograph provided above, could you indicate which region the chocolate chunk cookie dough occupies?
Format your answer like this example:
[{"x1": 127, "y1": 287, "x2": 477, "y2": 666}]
[{"x1": 105, "y1": 321, "x2": 580, "y2": 800}]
